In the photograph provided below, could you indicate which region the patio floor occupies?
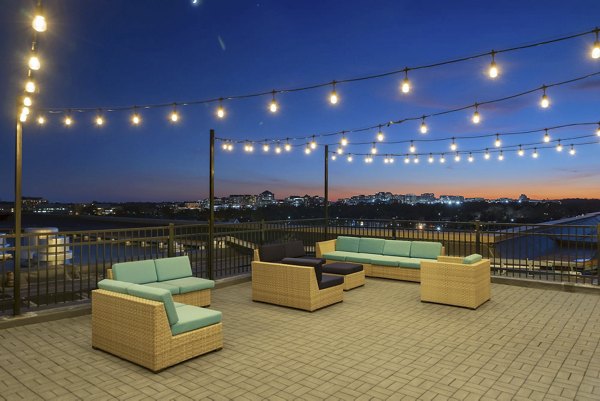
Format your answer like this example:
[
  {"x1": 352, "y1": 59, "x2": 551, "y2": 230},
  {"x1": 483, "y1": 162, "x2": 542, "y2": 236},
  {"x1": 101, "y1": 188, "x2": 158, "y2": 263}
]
[{"x1": 1, "y1": 279, "x2": 599, "y2": 400}]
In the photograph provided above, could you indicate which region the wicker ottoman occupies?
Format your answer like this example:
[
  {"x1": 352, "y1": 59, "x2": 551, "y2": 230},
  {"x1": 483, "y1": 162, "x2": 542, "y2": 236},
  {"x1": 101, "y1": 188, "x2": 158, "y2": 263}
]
[{"x1": 322, "y1": 262, "x2": 365, "y2": 290}]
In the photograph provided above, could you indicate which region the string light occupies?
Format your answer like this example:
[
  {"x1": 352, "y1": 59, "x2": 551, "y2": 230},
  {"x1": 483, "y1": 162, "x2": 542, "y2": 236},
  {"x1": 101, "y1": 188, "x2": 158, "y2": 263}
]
[
  {"x1": 389, "y1": 155, "x2": 395, "y2": 164},
  {"x1": 420, "y1": 117, "x2": 428, "y2": 134},
  {"x1": 21, "y1": 106, "x2": 30, "y2": 116},
  {"x1": 569, "y1": 144, "x2": 576, "y2": 155},
  {"x1": 409, "y1": 141, "x2": 416, "y2": 153},
  {"x1": 543, "y1": 129, "x2": 550, "y2": 142},
  {"x1": 64, "y1": 115, "x2": 73, "y2": 126},
  {"x1": 244, "y1": 142, "x2": 254, "y2": 152},
  {"x1": 170, "y1": 104, "x2": 179, "y2": 123},
  {"x1": 454, "y1": 153, "x2": 461, "y2": 162},
  {"x1": 498, "y1": 151, "x2": 504, "y2": 161},
  {"x1": 472, "y1": 104, "x2": 481, "y2": 124},
  {"x1": 25, "y1": 80, "x2": 36, "y2": 93},
  {"x1": 364, "y1": 155, "x2": 373, "y2": 164},
  {"x1": 518, "y1": 145, "x2": 524, "y2": 156},
  {"x1": 404, "y1": 155, "x2": 410, "y2": 164},
  {"x1": 37, "y1": 115, "x2": 45, "y2": 125},
  {"x1": 468, "y1": 153, "x2": 474, "y2": 163},
  {"x1": 488, "y1": 51, "x2": 499, "y2": 78},
  {"x1": 440, "y1": 154, "x2": 446, "y2": 163},
  {"x1": 532, "y1": 148, "x2": 539, "y2": 158},
  {"x1": 592, "y1": 29, "x2": 600, "y2": 59},
  {"x1": 383, "y1": 156, "x2": 389, "y2": 164},
  {"x1": 28, "y1": 54, "x2": 41, "y2": 71},
  {"x1": 262, "y1": 142, "x2": 270, "y2": 152},
  {"x1": 336, "y1": 146, "x2": 344, "y2": 155},
  {"x1": 413, "y1": 155, "x2": 419, "y2": 164},
  {"x1": 32, "y1": 14, "x2": 47, "y2": 33},
  {"x1": 95, "y1": 113, "x2": 104, "y2": 126},
  {"x1": 494, "y1": 134, "x2": 502, "y2": 147},
  {"x1": 131, "y1": 108, "x2": 141, "y2": 125},
  {"x1": 329, "y1": 81, "x2": 339, "y2": 105},
  {"x1": 347, "y1": 155, "x2": 353, "y2": 162},
  {"x1": 227, "y1": 143, "x2": 234, "y2": 151},
  {"x1": 450, "y1": 138, "x2": 457, "y2": 151},
  {"x1": 23, "y1": 96, "x2": 33, "y2": 107},
  {"x1": 305, "y1": 144, "x2": 312, "y2": 154},
  {"x1": 222, "y1": 142, "x2": 229, "y2": 151},
  {"x1": 428, "y1": 153, "x2": 434, "y2": 163},
  {"x1": 540, "y1": 86, "x2": 550, "y2": 108},
  {"x1": 310, "y1": 136, "x2": 317, "y2": 149},
  {"x1": 556, "y1": 140, "x2": 563, "y2": 152},
  {"x1": 370, "y1": 142, "x2": 377, "y2": 154},
  {"x1": 269, "y1": 91, "x2": 278, "y2": 113},
  {"x1": 484, "y1": 149, "x2": 490, "y2": 160},
  {"x1": 401, "y1": 68, "x2": 411, "y2": 94},
  {"x1": 596, "y1": 123, "x2": 600, "y2": 136},
  {"x1": 331, "y1": 154, "x2": 336, "y2": 160},
  {"x1": 274, "y1": 143, "x2": 282, "y2": 154},
  {"x1": 216, "y1": 98, "x2": 226, "y2": 119},
  {"x1": 376, "y1": 126, "x2": 384, "y2": 141}
]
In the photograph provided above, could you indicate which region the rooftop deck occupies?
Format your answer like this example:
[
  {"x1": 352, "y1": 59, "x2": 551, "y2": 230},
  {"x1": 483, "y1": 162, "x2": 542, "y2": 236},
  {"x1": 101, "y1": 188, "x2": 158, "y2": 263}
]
[{"x1": 1, "y1": 279, "x2": 599, "y2": 400}]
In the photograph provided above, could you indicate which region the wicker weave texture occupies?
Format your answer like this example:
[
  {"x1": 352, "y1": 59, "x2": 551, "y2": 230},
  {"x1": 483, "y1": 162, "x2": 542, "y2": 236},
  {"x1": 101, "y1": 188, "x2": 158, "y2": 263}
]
[
  {"x1": 420, "y1": 258, "x2": 491, "y2": 309},
  {"x1": 323, "y1": 271, "x2": 365, "y2": 290},
  {"x1": 91, "y1": 289, "x2": 223, "y2": 372},
  {"x1": 251, "y1": 261, "x2": 343, "y2": 311}
]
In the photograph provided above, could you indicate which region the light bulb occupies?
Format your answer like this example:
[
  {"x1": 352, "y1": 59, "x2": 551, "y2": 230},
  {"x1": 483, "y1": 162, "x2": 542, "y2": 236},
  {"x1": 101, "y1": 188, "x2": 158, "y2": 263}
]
[
  {"x1": 404, "y1": 156, "x2": 410, "y2": 164},
  {"x1": 19, "y1": 113, "x2": 27, "y2": 123},
  {"x1": 263, "y1": 143, "x2": 269, "y2": 152},
  {"x1": 331, "y1": 154, "x2": 336, "y2": 160},
  {"x1": 389, "y1": 156, "x2": 394, "y2": 164},
  {"x1": 543, "y1": 131, "x2": 550, "y2": 142},
  {"x1": 377, "y1": 130, "x2": 384, "y2": 141},
  {"x1": 347, "y1": 155, "x2": 353, "y2": 162},
  {"x1": 32, "y1": 15, "x2": 47, "y2": 32},
  {"x1": 337, "y1": 146, "x2": 344, "y2": 155},
  {"x1": 409, "y1": 142, "x2": 416, "y2": 153},
  {"x1": 269, "y1": 100, "x2": 278, "y2": 113},
  {"x1": 310, "y1": 138, "x2": 317, "y2": 149},
  {"x1": 25, "y1": 80, "x2": 36, "y2": 93},
  {"x1": 275, "y1": 145, "x2": 282, "y2": 154},
  {"x1": 64, "y1": 116, "x2": 73, "y2": 126},
  {"x1": 95, "y1": 116, "x2": 104, "y2": 126},
  {"x1": 484, "y1": 150, "x2": 490, "y2": 160},
  {"x1": 329, "y1": 91, "x2": 338, "y2": 105},
  {"x1": 371, "y1": 144, "x2": 377, "y2": 154},
  {"x1": 518, "y1": 147, "x2": 524, "y2": 156},
  {"x1": 569, "y1": 145, "x2": 576, "y2": 155},
  {"x1": 23, "y1": 96, "x2": 32, "y2": 107},
  {"x1": 37, "y1": 116, "x2": 45, "y2": 125},
  {"x1": 132, "y1": 113, "x2": 141, "y2": 125},
  {"x1": 170, "y1": 111, "x2": 179, "y2": 122},
  {"x1": 556, "y1": 142, "x2": 563, "y2": 152},
  {"x1": 216, "y1": 104, "x2": 225, "y2": 118},
  {"x1": 305, "y1": 145, "x2": 311, "y2": 154},
  {"x1": 596, "y1": 124, "x2": 600, "y2": 136},
  {"x1": 384, "y1": 157, "x2": 389, "y2": 164},
  {"x1": 428, "y1": 154, "x2": 434, "y2": 163},
  {"x1": 472, "y1": 109, "x2": 480, "y2": 124},
  {"x1": 592, "y1": 40, "x2": 600, "y2": 59},
  {"x1": 401, "y1": 78, "x2": 410, "y2": 94},
  {"x1": 454, "y1": 154, "x2": 461, "y2": 162},
  {"x1": 440, "y1": 155, "x2": 446, "y2": 163},
  {"x1": 420, "y1": 120, "x2": 428, "y2": 134},
  {"x1": 495, "y1": 135, "x2": 502, "y2": 147},
  {"x1": 540, "y1": 92, "x2": 550, "y2": 108},
  {"x1": 284, "y1": 142, "x2": 292, "y2": 152},
  {"x1": 341, "y1": 136, "x2": 348, "y2": 146},
  {"x1": 227, "y1": 143, "x2": 233, "y2": 151},
  {"x1": 28, "y1": 55, "x2": 41, "y2": 71},
  {"x1": 450, "y1": 139, "x2": 457, "y2": 151},
  {"x1": 222, "y1": 143, "x2": 228, "y2": 151},
  {"x1": 532, "y1": 149, "x2": 539, "y2": 158},
  {"x1": 468, "y1": 154, "x2": 474, "y2": 163},
  {"x1": 489, "y1": 61, "x2": 498, "y2": 78},
  {"x1": 413, "y1": 156, "x2": 419, "y2": 164},
  {"x1": 498, "y1": 152, "x2": 504, "y2": 161}
]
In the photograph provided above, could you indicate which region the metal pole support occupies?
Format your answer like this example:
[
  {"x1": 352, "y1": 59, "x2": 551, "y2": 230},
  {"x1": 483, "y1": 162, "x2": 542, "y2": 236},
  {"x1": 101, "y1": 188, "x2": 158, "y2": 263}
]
[
  {"x1": 13, "y1": 120, "x2": 23, "y2": 315},
  {"x1": 324, "y1": 145, "x2": 329, "y2": 240},
  {"x1": 167, "y1": 223, "x2": 175, "y2": 257},
  {"x1": 208, "y1": 129, "x2": 215, "y2": 280}
]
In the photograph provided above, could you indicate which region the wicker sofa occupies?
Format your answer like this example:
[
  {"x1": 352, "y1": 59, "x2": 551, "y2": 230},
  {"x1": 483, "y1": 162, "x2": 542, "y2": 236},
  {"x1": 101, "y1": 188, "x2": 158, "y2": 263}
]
[
  {"x1": 106, "y1": 256, "x2": 214, "y2": 307},
  {"x1": 316, "y1": 236, "x2": 444, "y2": 282},
  {"x1": 251, "y1": 243, "x2": 344, "y2": 311},
  {"x1": 92, "y1": 279, "x2": 223, "y2": 372},
  {"x1": 420, "y1": 255, "x2": 491, "y2": 309}
]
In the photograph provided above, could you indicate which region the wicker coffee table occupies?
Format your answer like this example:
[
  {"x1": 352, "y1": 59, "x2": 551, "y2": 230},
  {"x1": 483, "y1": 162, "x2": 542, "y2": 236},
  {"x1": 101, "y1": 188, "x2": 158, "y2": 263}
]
[{"x1": 322, "y1": 262, "x2": 365, "y2": 290}]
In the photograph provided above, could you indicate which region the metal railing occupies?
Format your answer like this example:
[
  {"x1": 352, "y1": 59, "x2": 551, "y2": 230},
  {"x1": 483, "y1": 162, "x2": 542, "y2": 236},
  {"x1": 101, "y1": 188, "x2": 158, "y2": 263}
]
[{"x1": 0, "y1": 218, "x2": 598, "y2": 315}]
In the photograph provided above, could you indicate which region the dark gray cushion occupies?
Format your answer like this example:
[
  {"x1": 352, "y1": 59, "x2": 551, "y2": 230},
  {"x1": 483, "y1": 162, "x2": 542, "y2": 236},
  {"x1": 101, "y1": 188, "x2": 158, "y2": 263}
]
[
  {"x1": 318, "y1": 275, "x2": 344, "y2": 290},
  {"x1": 259, "y1": 244, "x2": 286, "y2": 262},
  {"x1": 284, "y1": 240, "x2": 306, "y2": 258},
  {"x1": 281, "y1": 257, "x2": 323, "y2": 283},
  {"x1": 322, "y1": 262, "x2": 363, "y2": 275}
]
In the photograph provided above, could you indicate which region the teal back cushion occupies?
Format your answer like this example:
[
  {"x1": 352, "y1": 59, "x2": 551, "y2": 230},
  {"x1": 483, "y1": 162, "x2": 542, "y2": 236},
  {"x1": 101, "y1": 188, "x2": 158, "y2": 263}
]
[
  {"x1": 358, "y1": 238, "x2": 385, "y2": 254},
  {"x1": 463, "y1": 254, "x2": 483, "y2": 264},
  {"x1": 382, "y1": 240, "x2": 412, "y2": 257},
  {"x1": 155, "y1": 256, "x2": 193, "y2": 281},
  {"x1": 97, "y1": 279, "x2": 133, "y2": 294},
  {"x1": 112, "y1": 260, "x2": 158, "y2": 284},
  {"x1": 409, "y1": 241, "x2": 443, "y2": 259},
  {"x1": 127, "y1": 283, "x2": 179, "y2": 326},
  {"x1": 335, "y1": 236, "x2": 360, "y2": 252}
]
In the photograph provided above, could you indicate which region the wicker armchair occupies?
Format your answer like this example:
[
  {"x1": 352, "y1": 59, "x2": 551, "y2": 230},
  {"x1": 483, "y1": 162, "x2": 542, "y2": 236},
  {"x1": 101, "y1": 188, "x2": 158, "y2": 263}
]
[
  {"x1": 251, "y1": 250, "x2": 343, "y2": 311},
  {"x1": 420, "y1": 256, "x2": 491, "y2": 309}
]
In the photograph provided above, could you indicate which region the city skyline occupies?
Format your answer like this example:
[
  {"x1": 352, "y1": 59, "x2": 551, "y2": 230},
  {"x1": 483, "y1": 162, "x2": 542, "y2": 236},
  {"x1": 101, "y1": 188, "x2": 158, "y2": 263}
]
[{"x1": 1, "y1": 1, "x2": 600, "y2": 202}]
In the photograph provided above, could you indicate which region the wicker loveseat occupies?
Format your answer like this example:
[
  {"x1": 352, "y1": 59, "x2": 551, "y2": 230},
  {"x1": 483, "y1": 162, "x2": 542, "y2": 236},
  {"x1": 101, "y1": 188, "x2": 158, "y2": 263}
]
[
  {"x1": 92, "y1": 279, "x2": 223, "y2": 372},
  {"x1": 316, "y1": 236, "x2": 444, "y2": 282},
  {"x1": 251, "y1": 244, "x2": 344, "y2": 311},
  {"x1": 106, "y1": 256, "x2": 214, "y2": 307},
  {"x1": 420, "y1": 255, "x2": 491, "y2": 309}
]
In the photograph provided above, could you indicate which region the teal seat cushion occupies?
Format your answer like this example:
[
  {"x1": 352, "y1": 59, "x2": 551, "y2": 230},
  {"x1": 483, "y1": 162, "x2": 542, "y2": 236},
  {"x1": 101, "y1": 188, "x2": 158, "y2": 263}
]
[
  {"x1": 97, "y1": 279, "x2": 134, "y2": 294},
  {"x1": 112, "y1": 260, "x2": 158, "y2": 284},
  {"x1": 409, "y1": 241, "x2": 443, "y2": 260},
  {"x1": 335, "y1": 236, "x2": 360, "y2": 253},
  {"x1": 144, "y1": 282, "x2": 180, "y2": 295},
  {"x1": 163, "y1": 277, "x2": 214, "y2": 294},
  {"x1": 323, "y1": 251, "x2": 358, "y2": 261},
  {"x1": 345, "y1": 253, "x2": 376, "y2": 264},
  {"x1": 369, "y1": 255, "x2": 402, "y2": 267},
  {"x1": 155, "y1": 256, "x2": 193, "y2": 282},
  {"x1": 396, "y1": 257, "x2": 424, "y2": 269},
  {"x1": 174, "y1": 302, "x2": 187, "y2": 308},
  {"x1": 463, "y1": 254, "x2": 483, "y2": 264},
  {"x1": 127, "y1": 284, "x2": 178, "y2": 326},
  {"x1": 171, "y1": 305, "x2": 222, "y2": 336},
  {"x1": 358, "y1": 238, "x2": 385, "y2": 255},
  {"x1": 383, "y1": 240, "x2": 412, "y2": 257}
]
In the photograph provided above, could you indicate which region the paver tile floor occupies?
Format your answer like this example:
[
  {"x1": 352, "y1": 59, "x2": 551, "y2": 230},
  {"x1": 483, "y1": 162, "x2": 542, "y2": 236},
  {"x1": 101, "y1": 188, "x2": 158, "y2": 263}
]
[{"x1": 1, "y1": 279, "x2": 599, "y2": 400}]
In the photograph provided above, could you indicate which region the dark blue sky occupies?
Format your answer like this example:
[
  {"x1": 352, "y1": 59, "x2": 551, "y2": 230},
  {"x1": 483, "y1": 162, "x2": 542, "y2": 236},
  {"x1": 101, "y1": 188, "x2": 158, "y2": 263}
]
[{"x1": 1, "y1": 0, "x2": 599, "y2": 202}]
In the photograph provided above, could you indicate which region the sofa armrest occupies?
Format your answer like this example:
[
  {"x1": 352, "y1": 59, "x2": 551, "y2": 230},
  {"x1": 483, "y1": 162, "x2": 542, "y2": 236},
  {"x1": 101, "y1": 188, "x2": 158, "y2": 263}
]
[
  {"x1": 251, "y1": 261, "x2": 318, "y2": 291},
  {"x1": 316, "y1": 239, "x2": 336, "y2": 258},
  {"x1": 253, "y1": 249, "x2": 260, "y2": 262},
  {"x1": 437, "y1": 256, "x2": 464, "y2": 263}
]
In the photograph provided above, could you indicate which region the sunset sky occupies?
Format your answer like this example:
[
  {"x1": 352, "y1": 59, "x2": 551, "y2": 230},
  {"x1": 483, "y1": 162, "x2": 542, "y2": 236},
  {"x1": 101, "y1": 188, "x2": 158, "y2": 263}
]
[{"x1": 1, "y1": 0, "x2": 599, "y2": 202}]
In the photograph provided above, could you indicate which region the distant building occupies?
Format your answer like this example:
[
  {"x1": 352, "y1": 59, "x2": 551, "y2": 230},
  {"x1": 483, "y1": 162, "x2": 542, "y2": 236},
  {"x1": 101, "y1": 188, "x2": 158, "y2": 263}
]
[
  {"x1": 257, "y1": 191, "x2": 276, "y2": 207},
  {"x1": 440, "y1": 195, "x2": 464, "y2": 205},
  {"x1": 22, "y1": 197, "x2": 47, "y2": 211}
]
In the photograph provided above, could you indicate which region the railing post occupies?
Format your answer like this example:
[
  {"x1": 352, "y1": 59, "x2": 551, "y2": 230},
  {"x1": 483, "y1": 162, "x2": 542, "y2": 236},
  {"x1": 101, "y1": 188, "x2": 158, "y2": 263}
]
[
  {"x1": 597, "y1": 223, "x2": 600, "y2": 283},
  {"x1": 208, "y1": 129, "x2": 215, "y2": 280},
  {"x1": 13, "y1": 119, "x2": 23, "y2": 315},
  {"x1": 392, "y1": 218, "x2": 397, "y2": 240},
  {"x1": 260, "y1": 220, "x2": 265, "y2": 245},
  {"x1": 167, "y1": 223, "x2": 175, "y2": 257},
  {"x1": 324, "y1": 145, "x2": 329, "y2": 241},
  {"x1": 475, "y1": 220, "x2": 481, "y2": 255}
]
